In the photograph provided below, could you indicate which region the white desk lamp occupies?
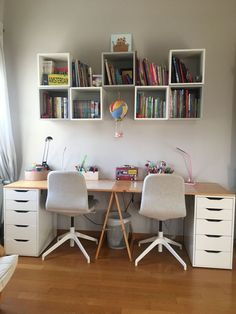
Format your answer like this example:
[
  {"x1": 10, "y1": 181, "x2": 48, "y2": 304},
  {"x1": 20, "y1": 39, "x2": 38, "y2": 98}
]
[
  {"x1": 176, "y1": 147, "x2": 195, "y2": 185},
  {"x1": 42, "y1": 136, "x2": 53, "y2": 170}
]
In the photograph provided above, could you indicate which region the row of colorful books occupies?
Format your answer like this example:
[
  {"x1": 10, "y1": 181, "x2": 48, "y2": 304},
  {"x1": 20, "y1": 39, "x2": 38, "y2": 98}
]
[
  {"x1": 41, "y1": 93, "x2": 68, "y2": 119},
  {"x1": 72, "y1": 60, "x2": 93, "y2": 87},
  {"x1": 136, "y1": 93, "x2": 166, "y2": 119},
  {"x1": 171, "y1": 57, "x2": 193, "y2": 83},
  {"x1": 73, "y1": 100, "x2": 100, "y2": 119},
  {"x1": 136, "y1": 58, "x2": 168, "y2": 86},
  {"x1": 170, "y1": 89, "x2": 200, "y2": 118},
  {"x1": 104, "y1": 59, "x2": 133, "y2": 85}
]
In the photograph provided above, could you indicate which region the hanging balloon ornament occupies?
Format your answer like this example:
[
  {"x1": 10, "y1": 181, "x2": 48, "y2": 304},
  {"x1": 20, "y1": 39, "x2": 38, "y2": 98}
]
[{"x1": 109, "y1": 99, "x2": 128, "y2": 138}]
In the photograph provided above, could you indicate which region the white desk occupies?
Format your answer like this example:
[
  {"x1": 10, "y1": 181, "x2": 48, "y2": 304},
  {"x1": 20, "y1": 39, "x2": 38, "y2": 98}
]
[{"x1": 3, "y1": 180, "x2": 235, "y2": 269}]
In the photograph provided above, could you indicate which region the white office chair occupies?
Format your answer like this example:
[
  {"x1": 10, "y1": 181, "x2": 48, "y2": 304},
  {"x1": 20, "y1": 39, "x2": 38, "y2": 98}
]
[
  {"x1": 135, "y1": 174, "x2": 187, "y2": 270},
  {"x1": 42, "y1": 171, "x2": 98, "y2": 263},
  {"x1": 0, "y1": 254, "x2": 18, "y2": 296}
]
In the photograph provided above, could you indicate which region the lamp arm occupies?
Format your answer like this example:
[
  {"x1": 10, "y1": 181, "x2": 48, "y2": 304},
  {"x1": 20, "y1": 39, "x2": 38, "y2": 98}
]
[{"x1": 176, "y1": 147, "x2": 194, "y2": 184}]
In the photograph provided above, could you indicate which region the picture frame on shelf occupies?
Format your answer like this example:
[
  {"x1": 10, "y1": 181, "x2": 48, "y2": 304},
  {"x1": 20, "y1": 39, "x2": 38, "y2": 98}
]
[
  {"x1": 111, "y1": 33, "x2": 132, "y2": 52},
  {"x1": 120, "y1": 68, "x2": 133, "y2": 84}
]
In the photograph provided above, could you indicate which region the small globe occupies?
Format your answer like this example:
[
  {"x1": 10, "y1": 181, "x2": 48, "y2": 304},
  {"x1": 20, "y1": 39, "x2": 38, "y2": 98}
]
[{"x1": 109, "y1": 100, "x2": 128, "y2": 121}]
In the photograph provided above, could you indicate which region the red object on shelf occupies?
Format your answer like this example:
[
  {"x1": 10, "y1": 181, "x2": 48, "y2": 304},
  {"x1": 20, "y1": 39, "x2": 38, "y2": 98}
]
[{"x1": 116, "y1": 166, "x2": 138, "y2": 181}]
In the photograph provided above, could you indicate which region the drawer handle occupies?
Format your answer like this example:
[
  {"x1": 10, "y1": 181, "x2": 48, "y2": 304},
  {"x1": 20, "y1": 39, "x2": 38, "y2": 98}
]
[
  {"x1": 14, "y1": 224, "x2": 29, "y2": 228},
  {"x1": 14, "y1": 190, "x2": 29, "y2": 193},
  {"x1": 206, "y1": 197, "x2": 223, "y2": 200},
  {"x1": 14, "y1": 200, "x2": 29, "y2": 203},
  {"x1": 205, "y1": 250, "x2": 221, "y2": 254},
  {"x1": 206, "y1": 208, "x2": 223, "y2": 211},
  {"x1": 14, "y1": 210, "x2": 29, "y2": 213},
  {"x1": 14, "y1": 239, "x2": 29, "y2": 242},
  {"x1": 206, "y1": 219, "x2": 222, "y2": 222},
  {"x1": 205, "y1": 234, "x2": 222, "y2": 238}
]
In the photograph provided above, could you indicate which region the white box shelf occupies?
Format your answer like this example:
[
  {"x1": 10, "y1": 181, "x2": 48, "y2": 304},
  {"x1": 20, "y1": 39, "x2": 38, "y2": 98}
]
[
  {"x1": 169, "y1": 49, "x2": 205, "y2": 85},
  {"x1": 102, "y1": 51, "x2": 136, "y2": 88},
  {"x1": 70, "y1": 87, "x2": 102, "y2": 120},
  {"x1": 39, "y1": 88, "x2": 69, "y2": 120},
  {"x1": 37, "y1": 52, "x2": 71, "y2": 88},
  {"x1": 134, "y1": 86, "x2": 168, "y2": 120}
]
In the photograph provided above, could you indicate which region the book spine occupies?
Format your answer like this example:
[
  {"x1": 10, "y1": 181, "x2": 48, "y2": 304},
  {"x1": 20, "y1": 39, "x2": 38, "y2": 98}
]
[
  {"x1": 173, "y1": 57, "x2": 180, "y2": 83},
  {"x1": 63, "y1": 97, "x2": 68, "y2": 119},
  {"x1": 88, "y1": 66, "x2": 93, "y2": 87},
  {"x1": 104, "y1": 59, "x2": 112, "y2": 85},
  {"x1": 143, "y1": 59, "x2": 150, "y2": 85}
]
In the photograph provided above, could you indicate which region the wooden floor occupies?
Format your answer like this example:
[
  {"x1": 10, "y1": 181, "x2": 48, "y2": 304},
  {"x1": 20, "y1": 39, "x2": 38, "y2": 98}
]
[{"x1": 1, "y1": 236, "x2": 236, "y2": 314}]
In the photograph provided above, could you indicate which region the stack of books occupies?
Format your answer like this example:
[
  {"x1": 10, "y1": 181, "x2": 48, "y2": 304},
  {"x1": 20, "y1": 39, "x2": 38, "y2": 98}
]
[
  {"x1": 136, "y1": 58, "x2": 168, "y2": 86},
  {"x1": 170, "y1": 89, "x2": 200, "y2": 118},
  {"x1": 41, "y1": 92, "x2": 68, "y2": 119},
  {"x1": 41, "y1": 60, "x2": 68, "y2": 86},
  {"x1": 73, "y1": 100, "x2": 100, "y2": 119},
  {"x1": 171, "y1": 57, "x2": 193, "y2": 83},
  {"x1": 136, "y1": 92, "x2": 166, "y2": 119},
  {"x1": 72, "y1": 60, "x2": 93, "y2": 87}
]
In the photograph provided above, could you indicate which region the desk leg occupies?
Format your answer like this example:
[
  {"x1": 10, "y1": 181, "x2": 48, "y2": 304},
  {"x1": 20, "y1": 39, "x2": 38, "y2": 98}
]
[
  {"x1": 95, "y1": 192, "x2": 114, "y2": 260},
  {"x1": 114, "y1": 192, "x2": 132, "y2": 261}
]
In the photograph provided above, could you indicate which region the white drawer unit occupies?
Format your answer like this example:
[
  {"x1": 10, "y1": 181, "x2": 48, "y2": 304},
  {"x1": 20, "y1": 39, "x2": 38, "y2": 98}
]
[
  {"x1": 195, "y1": 219, "x2": 232, "y2": 236},
  {"x1": 5, "y1": 189, "x2": 37, "y2": 201},
  {"x1": 4, "y1": 188, "x2": 56, "y2": 257},
  {"x1": 195, "y1": 235, "x2": 232, "y2": 251},
  {"x1": 5, "y1": 224, "x2": 37, "y2": 240},
  {"x1": 196, "y1": 197, "x2": 234, "y2": 210},
  {"x1": 5, "y1": 210, "x2": 37, "y2": 226},
  {"x1": 192, "y1": 195, "x2": 235, "y2": 269},
  {"x1": 5, "y1": 238, "x2": 37, "y2": 256},
  {"x1": 5, "y1": 199, "x2": 38, "y2": 211},
  {"x1": 196, "y1": 207, "x2": 233, "y2": 220},
  {"x1": 194, "y1": 250, "x2": 232, "y2": 269}
]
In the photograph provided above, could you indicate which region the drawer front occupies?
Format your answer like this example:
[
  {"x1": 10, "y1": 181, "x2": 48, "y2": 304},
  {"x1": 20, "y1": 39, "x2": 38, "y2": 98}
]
[
  {"x1": 196, "y1": 207, "x2": 232, "y2": 220},
  {"x1": 196, "y1": 197, "x2": 233, "y2": 210},
  {"x1": 5, "y1": 199, "x2": 37, "y2": 211},
  {"x1": 5, "y1": 210, "x2": 37, "y2": 226},
  {"x1": 196, "y1": 219, "x2": 232, "y2": 236},
  {"x1": 195, "y1": 235, "x2": 232, "y2": 251},
  {"x1": 5, "y1": 224, "x2": 36, "y2": 240},
  {"x1": 4, "y1": 189, "x2": 37, "y2": 201},
  {"x1": 194, "y1": 250, "x2": 232, "y2": 269},
  {"x1": 4, "y1": 238, "x2": 37, "y2": 256}
]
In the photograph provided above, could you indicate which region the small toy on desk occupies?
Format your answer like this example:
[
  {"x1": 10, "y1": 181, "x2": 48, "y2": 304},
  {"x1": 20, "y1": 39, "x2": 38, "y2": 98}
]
[
  {"x1": 116, "y1": 165, "x2": 138, "y2": 181},
  {"x1": 145, "y1": 160, "x2": 174, "y2": 175},
  {"x1": 75, "y1": 155, "x2": 99, "y2": 180}
]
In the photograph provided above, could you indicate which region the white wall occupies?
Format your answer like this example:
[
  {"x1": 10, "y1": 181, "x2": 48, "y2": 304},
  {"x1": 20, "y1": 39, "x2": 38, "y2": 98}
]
[{"x1": 2, "y1": 0, "x2": 236, "y2": 232}]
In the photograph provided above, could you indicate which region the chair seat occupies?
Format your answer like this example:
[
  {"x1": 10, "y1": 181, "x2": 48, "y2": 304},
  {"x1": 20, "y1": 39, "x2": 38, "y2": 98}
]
[{"x1": 0, "y1": 255, "x2": 18, "y2": 292}]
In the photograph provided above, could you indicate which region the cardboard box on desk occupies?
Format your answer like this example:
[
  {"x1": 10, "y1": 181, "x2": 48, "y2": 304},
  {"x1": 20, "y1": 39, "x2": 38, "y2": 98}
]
[
  {"x1": 25, "y1": 170, "x2": 50, "y2": 181},
  {"x1": 82, "y1": 171, "x2": 99, "y2": 181}
]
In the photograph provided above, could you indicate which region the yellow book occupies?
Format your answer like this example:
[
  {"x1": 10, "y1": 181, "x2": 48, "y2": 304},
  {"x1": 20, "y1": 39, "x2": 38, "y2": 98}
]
[{"x1": 48, "y1": 74, "x2": 68, "y2": 85}]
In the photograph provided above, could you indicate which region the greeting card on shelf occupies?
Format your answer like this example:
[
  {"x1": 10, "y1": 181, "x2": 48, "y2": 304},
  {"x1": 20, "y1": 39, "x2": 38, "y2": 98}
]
[{"x1": 111, "y1": 34, "x2": 132, "y2": 52}]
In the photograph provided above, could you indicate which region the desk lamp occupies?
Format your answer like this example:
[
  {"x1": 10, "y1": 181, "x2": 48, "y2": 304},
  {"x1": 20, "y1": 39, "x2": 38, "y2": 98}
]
[
  {"x1": 176, "y1": 147, "x2": 195, "y2": 185},
  {"x1": 42, "y1": 136, "x2": 53, "y2": 170}
]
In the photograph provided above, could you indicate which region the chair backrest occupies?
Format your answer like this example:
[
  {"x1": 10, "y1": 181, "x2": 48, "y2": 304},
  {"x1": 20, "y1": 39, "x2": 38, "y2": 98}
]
[
  {"x1": 46, "y1": 171, "x2": 89, "y2": 214},
  {"x1": 139, "y1": 174, "x2": 186, "y2": 221}
]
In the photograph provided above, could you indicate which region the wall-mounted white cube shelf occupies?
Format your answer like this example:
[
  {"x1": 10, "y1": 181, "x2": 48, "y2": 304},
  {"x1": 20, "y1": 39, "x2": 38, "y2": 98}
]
[
  {"x1": 134, "y1": 86, "x2": 168, "y2": 120},
  {"x1": 70, "y1": 87, "x2": 103, "y2": 120}
]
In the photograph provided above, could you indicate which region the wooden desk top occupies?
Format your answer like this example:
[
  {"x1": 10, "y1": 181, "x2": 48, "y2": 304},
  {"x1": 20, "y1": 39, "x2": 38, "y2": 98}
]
[{"x1": 4, "y1": 180, "x2": 235, "y2": 196}]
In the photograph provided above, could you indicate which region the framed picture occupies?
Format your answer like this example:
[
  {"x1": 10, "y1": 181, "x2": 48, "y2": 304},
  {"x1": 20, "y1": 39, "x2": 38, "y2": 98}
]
[
  {"x1": 120, "y1": 68, "x2": 133, "y2": 84},
  {"x1": 111, "y1": 33, "x2": 132, "y2": 52}
]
